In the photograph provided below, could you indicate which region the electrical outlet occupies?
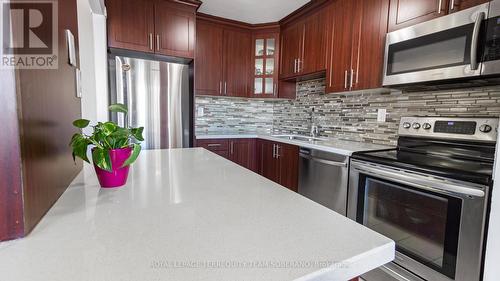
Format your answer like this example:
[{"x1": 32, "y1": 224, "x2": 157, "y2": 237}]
[{"x1": 377, "y1": 109, "x2": 387, "y2": 122}]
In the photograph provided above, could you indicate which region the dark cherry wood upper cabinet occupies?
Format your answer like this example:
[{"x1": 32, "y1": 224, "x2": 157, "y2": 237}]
[
  {"x1": 251, "y1": 31, "x2": 280, "y2": 98},
  {"x1": 195, "y1": 20, "x2": 224, "y2": 96},
  {"x1": 301, "y1": 9, "x2": 328, "y2": 75},
  {"x1": 229, "y1": 139, "x2": 257, "y2": 172},
  {"x1": 450, "y1": 0, "x2": 490, "y2": 12},
  {"x1": 350, "y1": 0, "x2": 390, "y2": 91},
  {"x1": 154, "y1": 0, "x2": 196, "y2": 58},
  {"x1": 326, "y1": 0, "x2": 355, "y2": 93},
  {"x1": 280, "y1": 22, "x2": 303, "y2": 78},
  {"x1": 107, "y1": 0, "x2": 155, "y2": 53},
  {"x1": 223, "y1": 29, "x2": 252, "y2": 97},
  {"x1": 388, "y1": 0, "x2": 447, "y2": 31},
  {"x1": 277, "y1": 143, "x2": 299, "y2": 192}
]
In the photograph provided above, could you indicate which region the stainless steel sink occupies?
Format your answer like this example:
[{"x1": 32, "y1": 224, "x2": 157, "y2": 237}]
[{"x1": 272, "y1": 135, "x2": 324, "y2": 142}]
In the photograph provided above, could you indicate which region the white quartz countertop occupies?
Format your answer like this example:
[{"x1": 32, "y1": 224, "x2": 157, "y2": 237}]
[
  {"x1": 196, "y1": 133, "x2": 394, "y2": 156},
  {"x1": 0, "y1": 149, "x2": 394, "y2": 281}
]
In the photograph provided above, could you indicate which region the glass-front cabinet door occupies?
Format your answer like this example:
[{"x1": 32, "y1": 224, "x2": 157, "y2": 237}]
[{"x1": 252, "y1": 33, "x2": 279, "y2": 98}]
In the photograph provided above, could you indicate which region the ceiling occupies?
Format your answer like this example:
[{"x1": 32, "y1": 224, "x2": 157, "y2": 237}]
[{"x1": 198, "y1": 0, "x2": 310, "y2": 24}]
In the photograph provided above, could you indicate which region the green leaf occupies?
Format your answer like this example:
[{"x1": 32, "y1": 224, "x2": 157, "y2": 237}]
[
  {"x1": 72, "y1": 119, "x2": 90, "y2": 129},
  {"x1": 131, "y1": 127, "x2": 145, "y2": 141},
  {"x1": 102, "y1": 122, "x2": 118, "y2": 135},
  {"x1": 70, "y1": 134, "x2": 90, "y2": 163},
  {"x1": 92, "y1": 148, "x2": 112, "y2": 171},
  {"x1": 121, "y1": 144, "x2": 141, "y2": 168},
  {"x1": 108, "y1": 103, "x2": 128, "y2": 114}
]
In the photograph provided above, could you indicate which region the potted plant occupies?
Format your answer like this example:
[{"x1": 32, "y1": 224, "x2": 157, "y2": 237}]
[{"x1": 70, "y1": 104, "x2": 144, "y2": 188}]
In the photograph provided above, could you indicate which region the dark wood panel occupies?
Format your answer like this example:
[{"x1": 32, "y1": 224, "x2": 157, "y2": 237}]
[
  {"x1": 351, "y1": 0, "x2": 390, "y2": 91},
  {"x1": 195, "y1": 20, "x2": 223, "y2": 96},
  {"x1": 451, "y1": 0, "x2": 489, "y2": 11},
  {"x1": 326, "y1": 0, "x2": 355, "y2": 93},
  {"x1": 258, "y1": 140, "x2": 280, "y2": 183},
  {"x1": 106, "y1": 0, "x2": 154, "y2": 52},
  {"x1": 388, "y1": 0, "x2": 446, "y2": 31},
  {"x1": 280, "y1": 22, "x2": 303, "y2": 78},
  {"x1": 277, "y1": 143, "x2": 299, "y2": 192},
  {"x1": 18, "y1": 0, "x2": 83, "y2": 235},
  {"x1": 229, "y1": 139, "x2": 257, "y2": 172},
  {"x1": 301, "y1": 9, "x2": 328, "y2": 75},
  {"x1": 223, "y1": 28, "x2": 251, "y2": 97},
  {"x1": 195, "y1": 139, "x2": 229, "y2": 151},
  {"x1": 155, "y1": 0, "x2": 196, "y2": 58},
  {"x1": 212, "y1": 150, "x2": 230, "y2": 159},
  {"x1": 0, "y1": 69, "x2": 24, "y2": 241}
]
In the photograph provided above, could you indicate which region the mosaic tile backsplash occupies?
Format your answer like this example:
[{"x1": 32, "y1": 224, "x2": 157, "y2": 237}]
[{"x1": 195, "y1": 78, "x2": 500, "y2": 145}]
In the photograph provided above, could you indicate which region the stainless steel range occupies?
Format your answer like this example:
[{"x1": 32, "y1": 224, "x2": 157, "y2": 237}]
[{"x1": 348, "y1": 117, "x2": 499, "y2": 281}]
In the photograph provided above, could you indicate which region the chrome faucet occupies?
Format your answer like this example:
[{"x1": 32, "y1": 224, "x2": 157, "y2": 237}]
[{"x1": 309, "y1": 107, "x2": 319, "y2": 138}]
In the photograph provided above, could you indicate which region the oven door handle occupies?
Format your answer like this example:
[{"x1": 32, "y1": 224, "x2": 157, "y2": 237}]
[
  {"x1": 470, "y1": 11, "x2": 486, "y2": 71},
  {"x1": 353, "y1": 163, "x2": 485, "y2": 198}
]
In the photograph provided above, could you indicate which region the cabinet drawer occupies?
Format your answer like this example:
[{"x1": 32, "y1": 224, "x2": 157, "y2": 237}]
[{"x1": 196, "y1": 139, "x2": 229, "y2": 151}]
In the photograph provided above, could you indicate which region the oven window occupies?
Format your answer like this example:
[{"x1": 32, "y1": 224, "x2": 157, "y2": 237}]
[
  {"x1": 387, "y1": 23, "x2": 474, "y2": 75},
  {"x1": 357, "y1": 176, "x2": 461, "y2": 279}
]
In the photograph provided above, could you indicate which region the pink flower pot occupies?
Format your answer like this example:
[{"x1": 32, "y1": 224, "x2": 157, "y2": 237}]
[{"x1": 93, "y1": 147, "x2": 132, "y2": 188}]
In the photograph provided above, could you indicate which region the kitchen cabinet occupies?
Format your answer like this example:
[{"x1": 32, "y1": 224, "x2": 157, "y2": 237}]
[
  {"x1": 257, "y1": 140, "x2": 299, "y2": 192},
  {"x1": 252, "y1": 33, "x2": 280, "y2": 98},
  {"x1": 194, "y1": 21, "x2": 223, "y2": 96},
  {"x1": 279, "y1": 9, "x2": 327, "y2": 79},
  {"x1": 228, "y1": 139, "x2": 257, "y2": 171},
  {"x1": 196, "y1": 138, "x2": 256, "y2": 172},
  {"x1": 326, "y1": 0, "x2": 389, "y2": 93},
  {"x1": 154, "y1": 0, "x2": 196, "y2": 58},
  {"x1": 107, "y1": 0, "x2": 199, "y2": 58},
  {"x1": 195, "y1": 20, "x2": 251, "y2": 97},
  {"x1": 450, "y1": 0, "x2": 490, "y2": 11},
  {"x1": 388, "y1": 0, "x2": 489, "y2": 31},
  {"x1": 223, "y1": 29, "x2": 252, "y2": 98},
  {"x1": 106, "y1": 0, "x2": 154, "y2": 53}
]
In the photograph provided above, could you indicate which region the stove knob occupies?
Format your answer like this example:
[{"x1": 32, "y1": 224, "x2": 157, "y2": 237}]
[
  {"x1": 479, "y1": 124, "x2": 492, "y2": 133},
  {"x1": 423, "y1": 123, "x2": 432, "y2": 130},
  {"x1": 403, "y1": 122, "x2": 411, "y2": 129},
  {"x1": 412, "y1": 123, "x2": 421, "y2": 129}
]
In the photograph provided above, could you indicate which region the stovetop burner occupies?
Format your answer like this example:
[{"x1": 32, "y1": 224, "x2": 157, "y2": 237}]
[{"x1": 352, "y1": 117, "x2": 499, "y2": 186}]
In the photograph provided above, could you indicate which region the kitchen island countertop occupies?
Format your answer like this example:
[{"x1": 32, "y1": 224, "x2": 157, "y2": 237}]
[{"x1": 0, "y1": 148, "x2": 394, "y2": 281}]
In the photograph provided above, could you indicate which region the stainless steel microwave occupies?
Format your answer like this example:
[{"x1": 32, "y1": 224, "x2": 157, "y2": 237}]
[{"x1": 383, "y1": 2, "x2": 500, "y2": 87}]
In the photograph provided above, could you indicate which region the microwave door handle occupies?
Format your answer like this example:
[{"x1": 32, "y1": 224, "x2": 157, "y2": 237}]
[{"x1": 471, "y1": 12, "x2": 486, "y2": 70}]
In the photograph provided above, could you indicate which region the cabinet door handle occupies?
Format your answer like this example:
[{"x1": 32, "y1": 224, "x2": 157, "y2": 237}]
[
  {"x1": 344, "y1": 70, "x2": 348, "y2": 89},
  {"x1": 450, "y1": 0, "x2": 455, "y2": 11},
  {"x1": 207, "y1": 144, "x2": 221, "y2": 147},
  {"x1": 294, "y1": 59, "x2": 298, "y2": 73},
  {"x1": 149, "y1": 33, "x2": 153, "y2": 50},
  {"x1": 276, "y1": 145, "x2": 280, "y2": 159},
  {"x1": 437, "y1": 0, "x2": 442, "y2": 13},
  {"x1": 350, "y1": 69, "x2": 354, "y2": 89},
  {"x1": 156, "y1": 34, "x2": 160, "y2": 51},
  {"x1": 273, "y1": 83, "x2": 277, "y2": 96},
  {"x1": 219, "y1": 81, "x2": 222, "y2": 95},
  {"x1": 297, "y1": 59, "x2": 301, "y2": 73},
  {"x1": 230, "y1": 142, "x2": 234, "y2": 155},
  {"x1": 224, "y1": 82, "x2": 227, "y2": 95},
  {"x1": 272, "y1": 144, "x2": 276, "y2": 158}
]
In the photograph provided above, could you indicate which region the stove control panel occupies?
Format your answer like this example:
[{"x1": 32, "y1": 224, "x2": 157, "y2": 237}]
[{"x1": 399, "y1": 117, "x2": 499, "y2": 142}]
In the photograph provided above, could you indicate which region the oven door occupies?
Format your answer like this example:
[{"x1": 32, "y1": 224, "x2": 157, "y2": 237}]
[
  {"x1": 348, "y1": 160, "x2": 488, "y2": 281},
  {"x1": 383, "y1": 3, "x2": 489, "y2": 86}
]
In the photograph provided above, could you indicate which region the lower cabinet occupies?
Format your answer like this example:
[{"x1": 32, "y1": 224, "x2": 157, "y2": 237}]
[
  {"x1": 257, "y1": 139, "x2": 299, "y2": 192},
  {"x1": 196, "y1": 138, "x2": 299, "y2": 192},
  {"x1": 196, "y1": 138, "x2": 257, "y2": 172}
]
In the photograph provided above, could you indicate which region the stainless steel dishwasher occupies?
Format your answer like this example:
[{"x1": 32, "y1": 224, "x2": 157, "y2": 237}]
[{"x1": 298, "y1": 148, "x2": 349, "y2": 216}]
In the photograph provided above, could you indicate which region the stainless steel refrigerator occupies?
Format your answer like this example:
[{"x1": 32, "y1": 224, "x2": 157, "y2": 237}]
[{"x1": 108, "y1": 54, "x2": 192, "y2": 150}]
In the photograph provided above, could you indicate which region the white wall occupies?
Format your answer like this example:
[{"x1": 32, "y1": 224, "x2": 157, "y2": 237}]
[
  {"x1": 77, "y1": 0, "x2": 108, "y2": 133},
  {"x1": 484, "y1": 136, "x2": 500, "y2": 280}
]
